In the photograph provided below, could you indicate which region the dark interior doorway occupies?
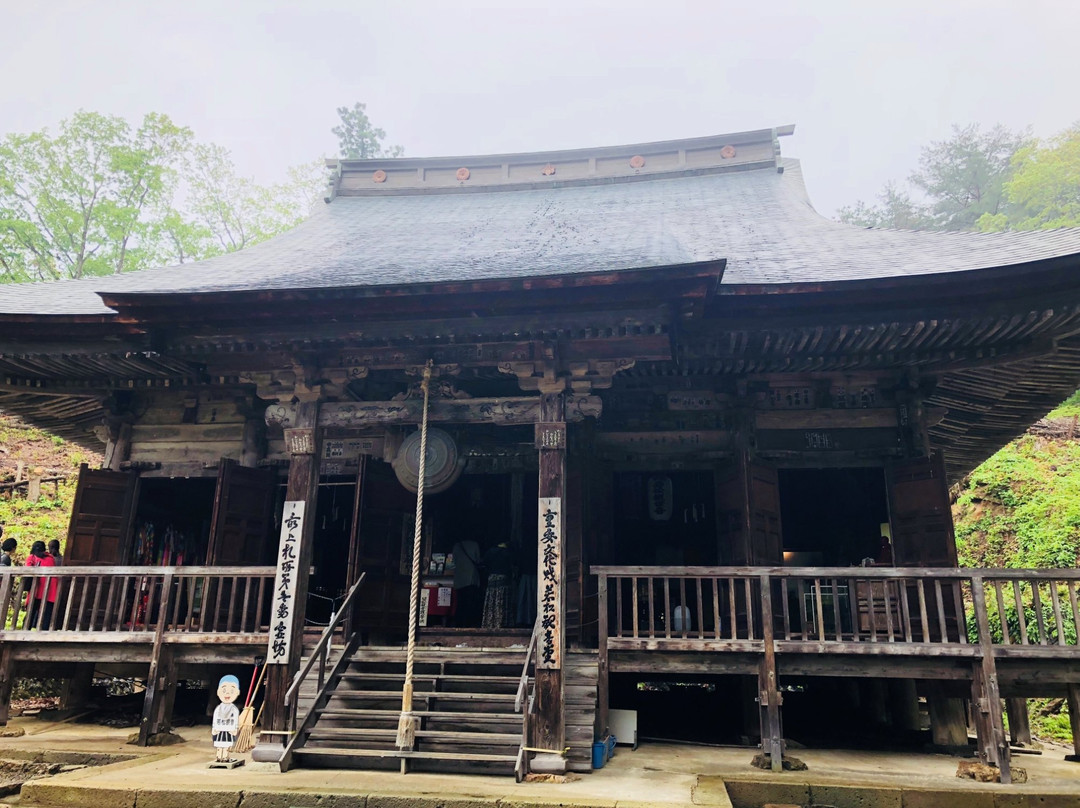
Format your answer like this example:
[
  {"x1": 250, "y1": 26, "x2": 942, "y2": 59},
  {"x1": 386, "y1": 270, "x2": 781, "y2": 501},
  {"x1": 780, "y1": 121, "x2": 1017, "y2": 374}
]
[
  {"x1": 777, "y1": 467, "x2": 889, "y2": 566},
  {"x1": 424, "y1": 472, "x2": 538, "y2": 630},
  {"x1": 610, "y1": 471, "x2": 718, "y2": 566},
  {"x1": 309, "y1": 478, "x2": 357, "y2": 627},
  {"x1": 131, "y1": 477, "x2": 215, "y2": 565}
]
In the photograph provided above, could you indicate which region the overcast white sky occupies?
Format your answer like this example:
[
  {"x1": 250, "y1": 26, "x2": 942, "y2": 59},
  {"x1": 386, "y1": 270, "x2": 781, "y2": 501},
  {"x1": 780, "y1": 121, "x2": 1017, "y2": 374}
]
[{"x1": 3, "y1": 0, "x2": 1078, "y2": 215}]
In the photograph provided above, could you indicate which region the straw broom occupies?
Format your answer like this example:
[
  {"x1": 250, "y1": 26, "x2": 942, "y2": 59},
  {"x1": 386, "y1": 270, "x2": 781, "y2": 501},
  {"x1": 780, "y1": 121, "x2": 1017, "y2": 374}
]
[
  {"x1": 396, "y1": 361, "x2": 432, "y2": 750},
  {"x1": 234, "y1": 662, "x2": 266, "y2": 753}
]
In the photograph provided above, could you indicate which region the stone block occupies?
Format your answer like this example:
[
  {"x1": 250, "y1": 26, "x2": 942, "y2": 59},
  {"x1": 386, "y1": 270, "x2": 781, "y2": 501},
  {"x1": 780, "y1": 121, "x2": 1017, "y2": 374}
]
[
  {"x1": 368, "y1": 796, "x2": 499, "y2": 808},
  {"x1": 241, "y1": 792, "x2": 366, "y2": 808},
  {"x1": 724, "y1": 780, "x2": 810, "y2": 808},
  {"x1": 994, "y1": 795, "x2": 1080, "y2": 808},
  {"x1": 810, "y1": 784, "x2": 901, "y2": 808},
  {"x1": 133, "y1": 789, "x2": 243, "y2": 808},
  {"x1": 902, "y1": 790, "x2": 994, "y2": 808},
  {"x1": 18, "y1": 783, "x2": 135, "y2": 808}
]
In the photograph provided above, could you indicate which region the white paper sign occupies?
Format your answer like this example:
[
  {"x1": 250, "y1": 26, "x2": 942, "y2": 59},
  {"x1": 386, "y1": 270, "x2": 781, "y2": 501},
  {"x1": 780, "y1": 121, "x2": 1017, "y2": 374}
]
[
  {"x1": 267, "y1": 500, "x2": 304, "y2": 666},
  {"x1": 537, "y1": 496, "x2": 562, "y2": 670}
]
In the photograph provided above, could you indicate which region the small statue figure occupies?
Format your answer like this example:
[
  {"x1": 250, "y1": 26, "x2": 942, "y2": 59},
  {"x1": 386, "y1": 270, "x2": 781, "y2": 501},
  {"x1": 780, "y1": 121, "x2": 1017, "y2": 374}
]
[{"x1": 211, "y1": 675, "x2": 241, "y2": 763}]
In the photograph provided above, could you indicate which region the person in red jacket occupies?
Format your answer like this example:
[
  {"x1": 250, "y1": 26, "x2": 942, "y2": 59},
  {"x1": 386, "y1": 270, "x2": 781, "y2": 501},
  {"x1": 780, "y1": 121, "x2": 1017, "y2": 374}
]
[{"x1": 24, "y1": 541, "x2": 57, "y2": 629}]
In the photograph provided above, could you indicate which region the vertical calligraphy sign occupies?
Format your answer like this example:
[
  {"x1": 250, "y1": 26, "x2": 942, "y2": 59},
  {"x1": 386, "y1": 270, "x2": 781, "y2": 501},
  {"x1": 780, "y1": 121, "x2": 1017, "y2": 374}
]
[
  {"x1": 537, "y1": 496, "x2": 562, "y2": 670},
  {"x1": 267, "y1": 500, "x2": 305, "y2": 666}
]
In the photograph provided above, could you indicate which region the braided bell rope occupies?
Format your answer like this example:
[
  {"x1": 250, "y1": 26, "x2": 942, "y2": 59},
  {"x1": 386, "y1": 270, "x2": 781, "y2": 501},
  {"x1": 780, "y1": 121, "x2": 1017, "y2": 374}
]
[{"x1": 397, "y1": 360, "x2": 432, "y2": 748}]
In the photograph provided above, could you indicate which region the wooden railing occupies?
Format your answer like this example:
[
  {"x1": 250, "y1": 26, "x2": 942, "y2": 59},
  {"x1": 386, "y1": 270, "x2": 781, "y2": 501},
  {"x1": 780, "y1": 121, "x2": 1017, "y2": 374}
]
[
  {"x1": 0, "y1": 566, "x2": 276, "y2": 639},
  {"x1": 593, "y1": 566, "x2": 1080, "y2": 655}
]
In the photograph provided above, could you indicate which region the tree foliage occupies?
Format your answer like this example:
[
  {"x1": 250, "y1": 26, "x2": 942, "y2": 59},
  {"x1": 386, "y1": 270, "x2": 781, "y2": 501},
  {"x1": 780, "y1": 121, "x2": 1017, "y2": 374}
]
[
  {"x1": 0, "y1": 110, "x2": 325, "y2": 283},
  {"x1": 0, "y1": 111, "x2": 192, "y2": 281},
  {"x1": 837, "y1": 124, "x2": 1030, "y2": 231},
  {"x1": 977, "y1": 124, "x2": 1080, "y2": 232},
  {"x1": 332, "y1": 102, "x2": 404, "y2": 159}
]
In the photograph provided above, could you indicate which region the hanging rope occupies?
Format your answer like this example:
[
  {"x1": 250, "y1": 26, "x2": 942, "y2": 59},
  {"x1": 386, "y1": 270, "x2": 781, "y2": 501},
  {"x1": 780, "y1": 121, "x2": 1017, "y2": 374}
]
[{"x1": 397, "y1": 360, "x2": 433, "y2": 750}]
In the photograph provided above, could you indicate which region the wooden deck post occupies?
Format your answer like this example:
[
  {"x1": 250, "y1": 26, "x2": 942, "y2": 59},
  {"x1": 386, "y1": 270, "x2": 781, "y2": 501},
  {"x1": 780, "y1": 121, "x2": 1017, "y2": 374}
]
[
  {"x1": 0, "y1": 644, "x2": 13, "y2": 726},
  {"x1": 971, "y1": 576, "x2": 1010, "y2": 783},
  {"x1": 758, "y1": 573, "x2": 784, "y2": 772},
  {"x1": 596, "y1": 572, "x2": 609, "y2": 740},
  {"x1": 137, "y1": 648, "x2": 176, "y2": 744},
  {"x1": 60, "y1": 663, "x2": 96, "y2": 713},
  {"x1": 1005, "y1": 698, "x2": 1032, "y2": 747},
  {"x1": 262, "y1": 400, "x2": 321, "y2": 738},
  {"x1": 1066, "y1": 684, "x2": 1080, "y2": 762},
  {"x1": 534, "y1": 391, "x2": 566, "y2": 764},
  {"x1": 137, "y1": 571, "x2": 175, "y2": 746},
  {"x1": 889, "y1": 679, "x2": 921, "y2": 732},
  {"x1": 927, "y1": 682, "x2": 968, "y2": 747}
]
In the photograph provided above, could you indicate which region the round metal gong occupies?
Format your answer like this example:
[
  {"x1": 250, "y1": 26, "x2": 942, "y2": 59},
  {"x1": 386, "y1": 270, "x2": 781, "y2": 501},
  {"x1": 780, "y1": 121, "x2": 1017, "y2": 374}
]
[{"x1": 391, "y1": 427, "x2": 464, "y2": 493}]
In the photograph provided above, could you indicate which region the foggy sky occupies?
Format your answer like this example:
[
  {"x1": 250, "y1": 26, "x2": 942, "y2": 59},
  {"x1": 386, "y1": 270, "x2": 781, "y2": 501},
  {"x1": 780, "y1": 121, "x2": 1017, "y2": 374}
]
[{"x1": 2, "y1": 0, "x2": 1077, "y2": 216}]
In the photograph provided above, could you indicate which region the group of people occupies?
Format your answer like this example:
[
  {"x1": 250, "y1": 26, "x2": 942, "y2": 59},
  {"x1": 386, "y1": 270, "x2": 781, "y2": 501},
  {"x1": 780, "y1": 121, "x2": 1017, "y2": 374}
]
[{"x1": 0, "y1": 526, "x2": 64, "y2": 630}]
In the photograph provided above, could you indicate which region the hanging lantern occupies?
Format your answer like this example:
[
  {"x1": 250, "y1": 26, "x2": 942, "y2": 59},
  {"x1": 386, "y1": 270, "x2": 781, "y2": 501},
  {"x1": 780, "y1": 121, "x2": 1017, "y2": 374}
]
[{"x1": 647, "y1": 475, "x2": 673, "y2": 521}]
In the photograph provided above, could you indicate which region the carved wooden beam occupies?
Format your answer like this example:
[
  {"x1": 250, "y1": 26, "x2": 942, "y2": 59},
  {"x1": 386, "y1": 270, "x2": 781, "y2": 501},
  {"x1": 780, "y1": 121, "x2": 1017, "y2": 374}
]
[
  {"x1": 265, "y1": 395, "x2": 602, "y2": 429},
  {"x1": 499, "y1": 358, "x2": 638, "y2": 394}
]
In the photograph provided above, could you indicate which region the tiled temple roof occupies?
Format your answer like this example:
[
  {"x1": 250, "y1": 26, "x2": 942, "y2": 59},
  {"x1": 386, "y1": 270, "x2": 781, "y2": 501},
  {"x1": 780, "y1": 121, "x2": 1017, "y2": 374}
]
[{"x1": 3, "y1": 127, "x2": 1080, "y2": 316}]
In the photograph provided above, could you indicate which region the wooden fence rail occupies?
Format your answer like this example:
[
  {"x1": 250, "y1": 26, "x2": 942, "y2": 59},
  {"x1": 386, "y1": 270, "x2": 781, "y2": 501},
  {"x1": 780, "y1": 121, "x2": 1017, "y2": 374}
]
[
  {"x1": 0, "y1": 566, "x2": 276, "y2": 638},
  {"x1": 593, "y1": 566, "x2": 1080, "y2": 654}
]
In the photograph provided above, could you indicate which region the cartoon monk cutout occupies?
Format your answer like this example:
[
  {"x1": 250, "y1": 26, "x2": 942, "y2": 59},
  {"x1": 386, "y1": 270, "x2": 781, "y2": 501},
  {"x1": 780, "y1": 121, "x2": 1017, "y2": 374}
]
[{"x1": 212, "y1": 675, "x2": 241, "y2": 762}]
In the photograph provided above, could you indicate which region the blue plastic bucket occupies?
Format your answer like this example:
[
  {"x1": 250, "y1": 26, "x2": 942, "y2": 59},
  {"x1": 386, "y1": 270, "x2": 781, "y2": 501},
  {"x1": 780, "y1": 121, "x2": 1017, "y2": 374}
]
[
  {"x1": 606, "y1": 734, "x2": 617, "y2": 761},
  {"x1": 592, "y1": 740, "x2": 606, "y2": 769}
]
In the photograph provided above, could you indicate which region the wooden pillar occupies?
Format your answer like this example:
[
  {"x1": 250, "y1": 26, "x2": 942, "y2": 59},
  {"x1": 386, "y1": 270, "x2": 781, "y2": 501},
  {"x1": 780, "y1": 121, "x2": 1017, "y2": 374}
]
[
  {"x1": 889, "y1": 679, "x2": 921, "y2": 732},
  {"x1": 862, "y1": 679, "x2": 889, "y2": 727},
  {"x1": 534, "y1": 392, "x2": 566, "y2": 763},
  {"x1": 1066, "y1": 684, "x2": 1080, "y2": 761},
  {"x1": 344, "y1": 455, "x2": 368, "y2": 640},
  {"x1": 137, "y1": 648, "x2": 176, "y2": 744},
  {"x1": 104, "y1": 422, "x2": 132, "y2": 472},
  {"x1": 137, "y1": 571, "x2": 175, "y2": 746},
  {"x1": 240, "y1": 417, "x2": 266, "y2": 469},
  {"x1": 1005, "y1": 697, "x2": 1032, "y2": 747},
  {"x1": 596, "y1": 572, "x2": 608, "y2": 740},
  {"x1": 971, "y1": 577, "x2": 1010, "y2": 783},
  {"x1": 60, "y1": 663, "x2": 96, "y2": 712},
  {"x1": 927, "y1": 683, "x2": 968, "y2": 747},
  {"x1": 741, "y1": 676, "x2": 761, "y2": 742},
  {"x1": 262, "y1": 400, "x2": 321, "y2": 736},
  {"x1": 757, "y1": 574, "x2": 784, "y2": 771},
  {"x1": 0, "y1": 645, "x2": 13, "y2": 725}
]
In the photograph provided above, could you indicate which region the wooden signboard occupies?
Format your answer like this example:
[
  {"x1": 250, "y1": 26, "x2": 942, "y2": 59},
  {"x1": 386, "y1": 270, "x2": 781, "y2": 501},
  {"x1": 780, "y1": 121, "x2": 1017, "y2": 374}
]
[
  {"x1": 267, "y1": 501, "x2": 304, "y2": 666},
  {"x1": 537, "y1": 496, "x2": 562, "y2": 670}
]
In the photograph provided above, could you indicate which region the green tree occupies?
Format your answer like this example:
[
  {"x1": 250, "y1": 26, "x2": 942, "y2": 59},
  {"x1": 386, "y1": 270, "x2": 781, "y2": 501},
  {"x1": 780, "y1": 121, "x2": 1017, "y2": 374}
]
[
  {"x1": 0, "y1": 111, "x2": 192, "y2": 281},
  {"x1": 911, "y1": 123, "x2": 1030, "y2": 230},
  {"x1": 977, "y1": 124, "x2": 1080, "y2": 232},
  {"x1": 837, "y1": 124, "x2": 1030, "y2": 231},
  {"x1": 0, "y1": 111, "x2": 326, "y2": 282},
  {"x1": 332, "y1": 102, "x2": 404, "y2": 159},
  {"x1": 164, "y1": 147, "x2": 324, "y2": 260}
]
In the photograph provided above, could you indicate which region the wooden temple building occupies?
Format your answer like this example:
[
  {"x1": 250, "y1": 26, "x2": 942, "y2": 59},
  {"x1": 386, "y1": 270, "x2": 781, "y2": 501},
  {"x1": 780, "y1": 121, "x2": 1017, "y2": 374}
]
[{"x1": 1, "y1": 126, "x2": 1080, "y2": 782}]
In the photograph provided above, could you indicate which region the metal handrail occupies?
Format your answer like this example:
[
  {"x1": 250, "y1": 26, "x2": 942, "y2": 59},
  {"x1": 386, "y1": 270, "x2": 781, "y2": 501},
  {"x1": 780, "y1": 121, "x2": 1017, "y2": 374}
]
[
  {"x1": 514, "y1": 617, "x2": 540, "y2": 782},
  {"x1": 515, "y1": 617, "x2": 540, "y2": 713},
  {"x1": 284, "y1": 572, "x2": 366, "y2": 706}
]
